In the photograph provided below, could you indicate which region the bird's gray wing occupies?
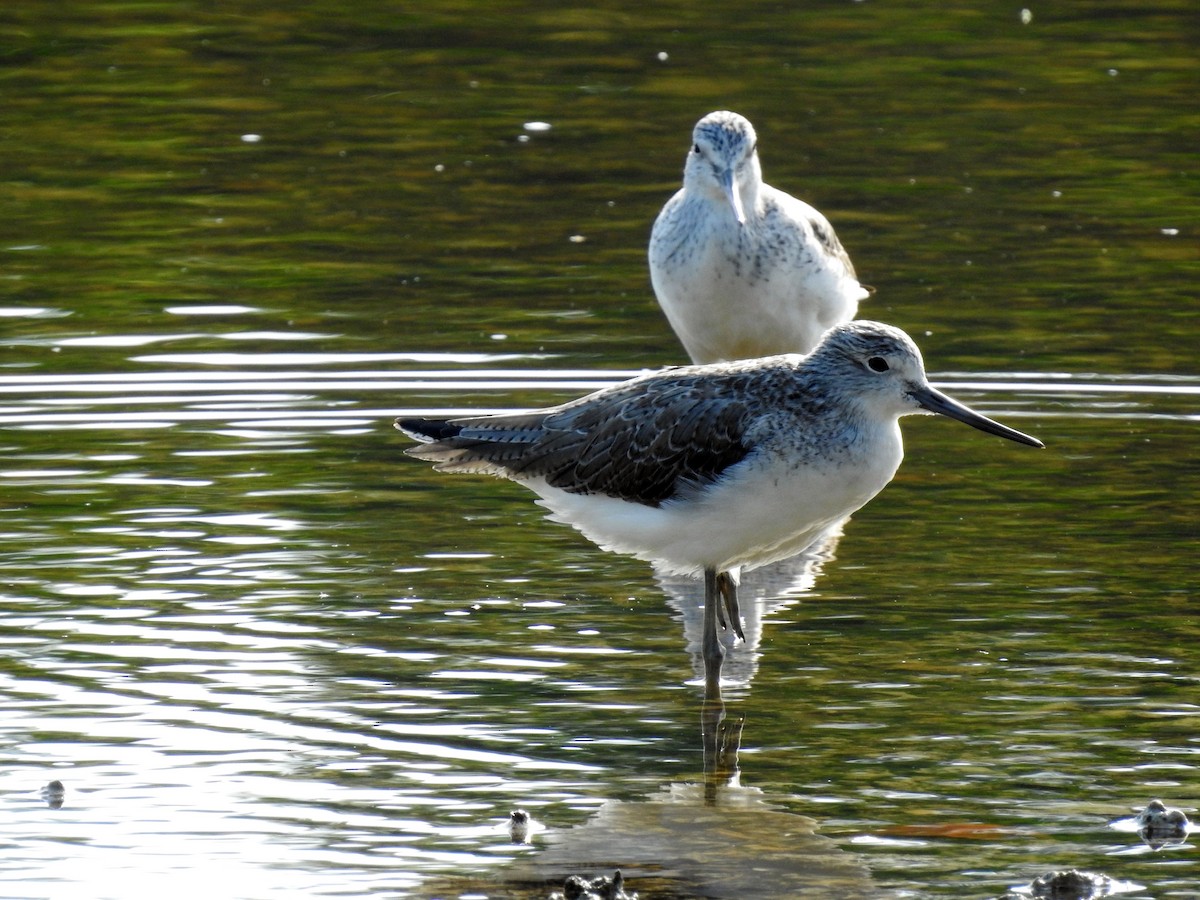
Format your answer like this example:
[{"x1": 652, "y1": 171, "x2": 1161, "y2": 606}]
[
  {"x1": 763, "y1": 191, "x2": 860, "y2": 279},
  {"x1": 400, "y1": 372, "x2": 756, "y2": 507}
]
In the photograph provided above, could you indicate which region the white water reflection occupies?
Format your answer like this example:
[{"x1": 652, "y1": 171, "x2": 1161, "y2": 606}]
[
  {"x1": 657, "y1": 521, "x2": 845, "y2": 691},
  {"x1": 0, "y1": 362, "x2": 1195, "y2": 439},
  {"x1": 0, "y1": 577, "x2": 602, "y2": 899}
]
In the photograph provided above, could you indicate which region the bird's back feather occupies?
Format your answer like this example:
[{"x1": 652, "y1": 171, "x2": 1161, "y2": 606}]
[{"x1": 398, "y1": 369, "x2": 763, "y2": 506}]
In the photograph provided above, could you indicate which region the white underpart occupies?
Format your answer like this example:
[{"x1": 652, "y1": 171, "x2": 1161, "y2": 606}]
[
  {"x1": 652, "y1": 183, "x2": 866, "y2": 363},
  {"x1": 525, "y1": 417, "x2": 904, "y2": 576}
]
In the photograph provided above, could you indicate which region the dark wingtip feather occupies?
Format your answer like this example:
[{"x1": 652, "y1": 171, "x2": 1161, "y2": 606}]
[{"x1": 394, "y1": 417, "x2": 463, "y2": 443}]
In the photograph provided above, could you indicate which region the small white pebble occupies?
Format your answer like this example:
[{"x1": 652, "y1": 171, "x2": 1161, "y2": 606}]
[
  {"x1": 1051, "y1": 190, "x2": 1062, "y2": 198},
  {"x1": 1108, "y1": 68, "x2": 1119, "y2": 76},
  {"x1": 1161, "y1": 227, "x2": 1179, "y2": 236},
  {"x1": 241, "y1": 133, "x2": 262, "y2": 143},
  {"x1": 490, "y1": 333, "x2": 508, "y2": 341},
  {"x1": 1020, "y1": 8, "x2": 1033, "y2": 24},
  {"x1": 568, "y1": 234, "x2": 586, "y2": 244},
  {"x1": 523, "y1": 121, "x2": 552, "y2": 133},
  {"x1": 434, "y1": 164, "x2": 445, "y2": 172},
  {"x1": 657, "y1": 51, "x2": 669, "y2": 62},
  {"x1": 517, "y1": 134, "x2": 530, "y2": 143}
]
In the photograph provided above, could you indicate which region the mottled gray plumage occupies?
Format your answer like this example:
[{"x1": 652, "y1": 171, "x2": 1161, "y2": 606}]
[
  {"x1": 401, "y1": 369, "x2": 758, "y2": 507},
  {"x1": 398, "y1": 320, "x2": 1043, "y2": 693}
]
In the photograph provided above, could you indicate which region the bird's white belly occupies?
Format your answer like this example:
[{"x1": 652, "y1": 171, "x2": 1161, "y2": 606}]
[
  {"x1": 652, "y1": 220, "x2": 858, "y2": 361},
  {"x1": 524, "y1": 437, "x2": 902, "y2": 577}
]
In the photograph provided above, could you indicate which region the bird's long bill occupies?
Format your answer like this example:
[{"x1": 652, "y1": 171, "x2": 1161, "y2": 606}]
[
  {"x1": 720, "y1": 168, "x2": 746, "y2": 225},
  {"x1": 914, "y1": 385, "x2": 1044, "y2": 448}
]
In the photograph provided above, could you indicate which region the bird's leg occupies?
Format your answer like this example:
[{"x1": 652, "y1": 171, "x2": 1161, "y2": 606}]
[
  {"x1": 715, "y1": 570, "x2": 745, "y2": 642},
  {"x1": 702, "y1": 567, "x2": 725, "y2": 699}
]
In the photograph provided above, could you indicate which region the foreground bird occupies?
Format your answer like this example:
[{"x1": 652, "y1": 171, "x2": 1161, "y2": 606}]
[
  {"x1": 649, "y1": 110, "x2": 869, "y2": 364},
  {"x1": 397, "y1": 321, "x2": 1043, "y2": 693}
]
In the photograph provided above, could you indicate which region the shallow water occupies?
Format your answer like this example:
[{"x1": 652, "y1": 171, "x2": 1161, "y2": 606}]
[{"x1": 0, "y1": 2, "x2": 1197, "y2": 898}]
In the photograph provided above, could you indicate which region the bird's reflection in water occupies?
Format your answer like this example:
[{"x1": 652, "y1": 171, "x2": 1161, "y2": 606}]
[
  {"x1": 656, "y1": 519, "x2": 845, "y2": 694},
  {"x1": 498, "y1": 525, "x2": 876, "y2": 895},
  {"x1": 491, "y1": 697, "x2": 874, "y2": 900},
  {"x1": 410, "y1": 524, "x2": 863, "y2": 898}
]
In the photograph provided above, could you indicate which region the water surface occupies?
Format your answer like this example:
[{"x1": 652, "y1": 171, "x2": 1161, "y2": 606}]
[{"x1": 0, "y1": 2, "x2": 1196, "y2": 898}]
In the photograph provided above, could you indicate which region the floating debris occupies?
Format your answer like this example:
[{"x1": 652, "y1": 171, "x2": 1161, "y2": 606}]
[
  {"x1": 42, "y1": 780, "x2": 65, "y2": 809},
  {"x1": 509, "y1": 808, "x2": 540, "y2": 844},
  {"x1": 549, "y1": 869, "x2": 637, "y2": 900},
  {"x1": 1012, "y1": 868, "x2": 1140, "y2": 899},
  {"x1": 1134, "y1": 798, "x2": 1190, "y2": 849}
]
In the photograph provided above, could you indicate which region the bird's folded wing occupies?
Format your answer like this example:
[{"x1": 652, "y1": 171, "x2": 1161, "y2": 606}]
[{"x1": 405, "y1": 377, "x2": 755, "y2": 506}]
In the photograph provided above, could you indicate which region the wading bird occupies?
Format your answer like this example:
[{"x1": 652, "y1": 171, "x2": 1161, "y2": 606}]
[
  {"x1": 397, "y1": 321, "x2": 1042, "y2": 694},
  {"x1": 650, "y1": 110, "x2": 869, "y2": 363}
]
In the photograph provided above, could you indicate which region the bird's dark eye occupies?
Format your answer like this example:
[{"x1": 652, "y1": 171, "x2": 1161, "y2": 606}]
[
  {"x1": 867, "y1": 356, "x2": 889, "y2": 372},
  {"x1": 692, "y1": 143, "x2": 701, "y2": 153}
]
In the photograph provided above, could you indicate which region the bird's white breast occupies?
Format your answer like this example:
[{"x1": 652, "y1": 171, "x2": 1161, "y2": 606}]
[
  {"x1": 650, "y1": 187, "x2": 863, "y2": 362},
  {"x1": 523, "y1": 418, "x2": 904, "y2": 577}
]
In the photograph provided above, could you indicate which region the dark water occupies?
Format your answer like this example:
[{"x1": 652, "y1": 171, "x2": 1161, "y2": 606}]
[{"x1": 0, "y1": 2, "x2": 1196, "y2": 898}]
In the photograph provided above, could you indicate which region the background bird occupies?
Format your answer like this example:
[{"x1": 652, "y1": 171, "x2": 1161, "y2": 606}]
[
  {"x1": 649, "y1": 110, "x2": 870, "y2": 364},
  {"x1": 398, "y1": 321, "x2": 1042, "y2": 692}
]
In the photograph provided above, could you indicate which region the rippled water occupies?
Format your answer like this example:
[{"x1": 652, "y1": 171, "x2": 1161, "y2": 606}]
[{"x1": 1, "y1": 2, "x2": 1197, "y2": 898}]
